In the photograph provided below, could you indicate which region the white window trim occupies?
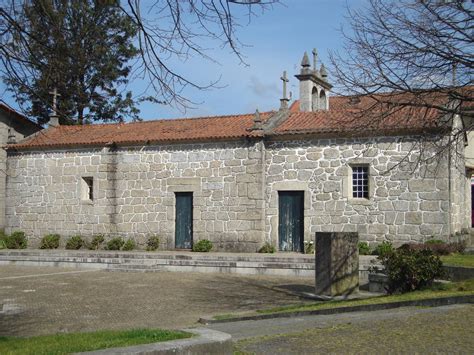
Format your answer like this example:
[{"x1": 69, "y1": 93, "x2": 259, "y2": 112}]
[{"x1": 342, "y1": 161, "x2": 374, "y2": 204}]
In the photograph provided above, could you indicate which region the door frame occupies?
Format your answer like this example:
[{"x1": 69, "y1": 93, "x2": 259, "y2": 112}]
[
  {"x1": 175, "y1": 192, "x2": 193, "y2": 250},
  {"x1": 270, "y1": 182, "x2": 310, "y2": 252},
  {"x1": 278, "y1": 190, "x2": 305, "y2": 252}
]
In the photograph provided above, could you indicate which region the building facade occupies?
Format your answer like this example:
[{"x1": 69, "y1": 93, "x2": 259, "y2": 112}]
[{"x1": 3, "y1": 53, "x2": 471, "y2": 251}]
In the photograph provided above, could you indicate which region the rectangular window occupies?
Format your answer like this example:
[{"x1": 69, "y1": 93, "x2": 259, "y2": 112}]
[
  {"x1": 81, "y1": 177, "x2": 94, "y2": 201},
  {"x1": 352, "y1": 166, "x2": 369, "y2": 199}
]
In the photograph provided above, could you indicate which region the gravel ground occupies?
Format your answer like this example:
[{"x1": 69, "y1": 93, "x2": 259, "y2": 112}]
[
  {"x1": 0, "y1": 265, "x2": 314, "y2": 337},
  {"x1": 233, "y1": 304, "x2": 474, "y2": 354}
]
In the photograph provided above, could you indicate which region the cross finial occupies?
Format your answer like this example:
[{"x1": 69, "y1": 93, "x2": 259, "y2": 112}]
[
  {"x1": 49, "y1": 88, "x2": 61, "y2": 117},
  {"x1": 280, "y1": 70, "x2": 289, "y2": 100},
  {"x1": 312, "y1": 48, "x2": 318, "y2": 71},
  {"x1": 48, "y1": 88, "x2": 61, "y2": 126}
]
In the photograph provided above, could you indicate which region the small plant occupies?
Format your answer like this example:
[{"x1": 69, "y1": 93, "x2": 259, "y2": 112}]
[
  {"x1": 192, "y1": 239, "x2": 213, "y2": 252},
  {"x1": 403, "y1": 240, "x2": 467, "y2": 256},
  {"x1": 0, "y1": 232, "x2": 8, "y2": 249},
  {"x1": 258, "y1": 242, "x2": 276, "y2": 254},
  {"x1": 5, "y1": 231, "x2": 27, "y2": 249},
  {"x1": 304, "y1": 240, "x2": 314, "y2": 254},
  {"x1": 358, "y1": 241, "x2": 371, "y2": 255},
  {"x1": 122, "y1": 239, "x2": 136, "y2": 251},
  {"x1": 66, "y1": 236, "x2": 84, "y2": 250},
  {"x1": 106, "y1": 237, "x2": 125, "y2": 251},
  {"x1": 88, "y1": 235, "x2": 105, "y2": 250},
  {"x1": 40, "y1": 234, "x2": 61, "y2": 249},
  {"x1": 372, "y1": 247, "x2": 443, "y2": 294},
  {"x1": 146, "y1": 236, "x2": 160, "y2": 251},
  {"x1": 372, "y1": 241, "x2": 393, "y2": 257},
  {"x1": 425, "y1": 239, "x2": 445, "y2": 245}
]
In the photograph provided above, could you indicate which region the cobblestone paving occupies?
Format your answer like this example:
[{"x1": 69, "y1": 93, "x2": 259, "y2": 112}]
[
  {"x1": 0, "y1": 265, "x2": 313, "y2": 337},
  {"x1": 234, "y1": 304, "x2": 474, "y2": 354}
]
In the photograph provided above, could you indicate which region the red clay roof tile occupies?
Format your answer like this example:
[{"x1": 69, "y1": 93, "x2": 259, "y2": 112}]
[
  {"x1": 12, "y1": 112, "x2": 271, "y2": 149},
  {"x1": 11, "y1": 88, "x2": 471, "y2": 149}
]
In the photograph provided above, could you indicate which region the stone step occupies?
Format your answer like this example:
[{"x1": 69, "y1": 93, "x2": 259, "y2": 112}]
[
  {"x1": 0, "y1": 250, "x2": 377, "y2": 283},
  {"x1": 0, "y1": 250, "x2": 315, "y2": 264},
  {"x1": 106, "y1": 265, "x2": 316, "y2": 277}
]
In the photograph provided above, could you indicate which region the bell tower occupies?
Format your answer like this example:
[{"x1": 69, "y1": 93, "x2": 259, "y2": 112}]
[{"x1": 295, "y1": 48, "x2": 332, "y2": 112}]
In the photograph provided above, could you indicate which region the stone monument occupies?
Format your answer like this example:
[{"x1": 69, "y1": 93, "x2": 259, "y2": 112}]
[{"x1": 315, "y1": 232, "x2": 359, "y2": 297}]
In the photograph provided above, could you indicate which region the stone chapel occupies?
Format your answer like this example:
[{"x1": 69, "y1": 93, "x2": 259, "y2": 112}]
[{"x1": 2, "y1": 51, "x2": 471, "y2": 252}]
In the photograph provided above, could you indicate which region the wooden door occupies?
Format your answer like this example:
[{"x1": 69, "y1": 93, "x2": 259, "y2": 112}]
[
  {"x1": 278, "y1": 191, "x2": 304, "y2": 252},
  {"x1": 175, "y1": 192, "x2": 193, "y2": 249}
]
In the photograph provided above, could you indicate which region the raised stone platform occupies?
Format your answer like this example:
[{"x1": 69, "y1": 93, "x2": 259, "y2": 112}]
[{"x1": 0, "y1": 250, "x2": 376, "y2": 284}]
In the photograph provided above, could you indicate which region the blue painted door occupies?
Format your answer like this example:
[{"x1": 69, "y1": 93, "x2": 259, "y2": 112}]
[
  {"x1": 278, "y1": 191, "x2": 304, "y2": 252},
  {"x1": 175, "y1": 192, "x2": 193, "y2": 249}
]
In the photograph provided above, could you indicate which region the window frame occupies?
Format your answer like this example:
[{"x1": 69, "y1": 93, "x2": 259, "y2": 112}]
[
  {"x1": 81, "y1": 176, "x2": 94, "y2": 203},
  {"x1": 351, "y1": 165, "x2": 369, "y2": 199}
]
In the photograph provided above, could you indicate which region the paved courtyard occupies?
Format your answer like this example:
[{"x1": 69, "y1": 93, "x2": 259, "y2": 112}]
[{"x1": 0, "y1": 265, "x2": 313, "y2": 337}]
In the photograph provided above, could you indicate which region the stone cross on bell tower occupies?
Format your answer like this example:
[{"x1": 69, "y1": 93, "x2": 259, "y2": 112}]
[
  {"x1": 280, "y1": 70, "x2": 289, "y2": 110},
  {"x1": 312, "y1": 48, "x2": 318, "y2": 74},
  {"x1": 48, "y1": 88, "x2": 60, "y2": 127}
]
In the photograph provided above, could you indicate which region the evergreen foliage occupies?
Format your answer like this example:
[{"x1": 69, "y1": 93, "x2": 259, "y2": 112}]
[{"x1": 4, "y1": 0, "x2": 140, "y2": 125}]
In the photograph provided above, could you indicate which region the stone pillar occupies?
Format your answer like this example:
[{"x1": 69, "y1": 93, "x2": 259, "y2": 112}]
[{"x1": 315, "y1": 232, "x2": 359, "y2": 296}]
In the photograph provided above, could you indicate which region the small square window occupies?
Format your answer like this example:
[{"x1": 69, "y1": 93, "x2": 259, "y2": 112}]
[
  {"x1": 81, "y1": 177, "x2": 94, "y2": 201},
  {"x1": 352, "y1": 166, "x2": 369, "y2": 199}
]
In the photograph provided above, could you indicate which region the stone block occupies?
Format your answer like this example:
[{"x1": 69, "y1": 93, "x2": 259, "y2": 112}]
[
  {"x1": 408, "y1": 179, "x2": 436, "y2": 192},
  {"x1": 323, "y1": 148, "x2": 339, "y2": 159},
  {"x1": 306, "y1": 152, "x2": 322, "y2": 161},
  {"x1": 315, "y1": 232, "x2": 359, "y2": 296},
  {"x1": 368, "y1": 223, "x2": 388, "y2": 234},
  {"x1": 378, "y1": 201, "x2": 393, "y2": 211},
  {"x1": 423, "y1": 212, "x2": 448, "y2": 224},
  {"x1": 295, "y1": 161, "x2": 318, "y2": 169},
  {"x1": 393, "y1": 200, "x2": 409, "y2": 211},
  {"x1": 323, "y1": 181, "x2": 339, "y2": 193},
  {"x1": 405, "y1": 212, "x2": 422, "y2": 225}
]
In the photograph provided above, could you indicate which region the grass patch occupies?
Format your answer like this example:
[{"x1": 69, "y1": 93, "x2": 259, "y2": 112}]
[
  {"x1": 0, "y1": 328, "x2": 192, "y2": 355},
  {"x1": 441, "y1": 254, "x2": 474, "y2": 268},
  {"x1": 256, "y1": 279, "x2": 474, "y2": 315},
  {"x1": 214, "y1": 279, "x2": 474, "y2": 321}
]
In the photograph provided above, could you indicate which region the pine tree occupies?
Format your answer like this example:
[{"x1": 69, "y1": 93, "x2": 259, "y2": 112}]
[{"x1": 5, "y1": 0, "x2": 139, "y2": 125}]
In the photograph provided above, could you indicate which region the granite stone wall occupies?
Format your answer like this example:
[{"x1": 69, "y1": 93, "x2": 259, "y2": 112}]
[
  {"x1": 6, "y1": 141, "x2": 265, "y2": 251},
  {"x1": 5, "y1": 134, "x2": 470, "y2": 250},
  {"x1": 264, "y1": 135, "x2": 468, "y2": 247},
  {"x1": 0, "y1": 111, "x2": 40, "y2": 231}
]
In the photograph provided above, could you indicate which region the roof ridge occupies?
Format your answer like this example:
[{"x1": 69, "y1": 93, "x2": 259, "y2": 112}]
[{"x1": 56, "y1": 110, "x2": 276, "y2": 129}]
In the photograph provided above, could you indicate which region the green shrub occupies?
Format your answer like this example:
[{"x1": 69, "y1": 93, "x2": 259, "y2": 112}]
[
  {"x1": 122, "y1": 239, "x2": 136, "y2": 251},
  {"x1": 374, "y1": 247, "x2": 443, "y2": 294},
  {"x1": 5, "y1": 231, "x2": 27, "y2": 249},
  {"x1": 372, "y1": 241, "x2": 393, "y2": 257},
  {"x1": 66, "y1": 236, "x2": 84, "y2": 250},
  {"x1": 403, "y1": 240, "x2": 466, "y2": 256},
  {"x1": 192, "y1": 239, "x2": 213, "y2": 252},
  {"x1": 40, "y1": 234, "x2": 61, "y2": 249},
  {"x1": 258, "y1": 242, "x2": 276, "y2": 254},
  {"x1": 0, "y1": 232, "x2": 8, "y2": 250},
  {"x1": 358, "y1": 242, "x2": 371, "y2": 255},
  {"x1": 425, "y1": 239, "x2": 445, "y2": 245},
  {"x1": 88, "y1": 235, "x2": 105, "y2": 250},
  {"x1": 106, "y1": 237, "x2": 124, "y2": 251},
  {"x1": 304, "y1": 241, "x2": 314, "y2": 254},
  {"x1": 146, "y1": 236, "x2": 160, "y2": 251}
]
